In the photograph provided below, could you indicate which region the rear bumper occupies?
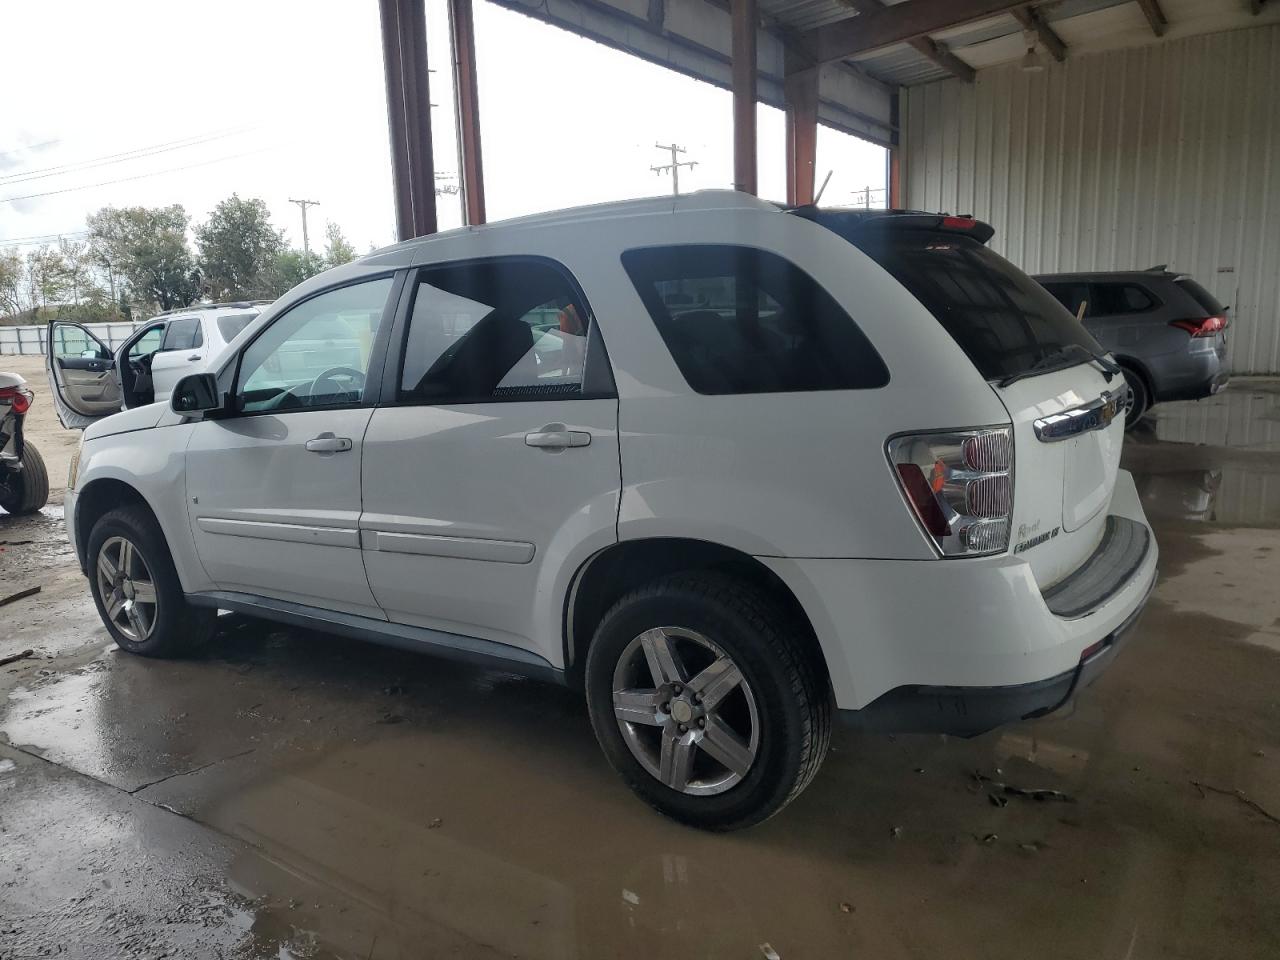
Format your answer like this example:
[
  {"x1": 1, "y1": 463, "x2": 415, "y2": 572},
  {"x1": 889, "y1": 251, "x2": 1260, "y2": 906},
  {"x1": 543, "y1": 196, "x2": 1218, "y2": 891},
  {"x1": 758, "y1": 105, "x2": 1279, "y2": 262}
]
[
  {"x1": 760, "y1": 469, "x2": 1158, "y2": 729},
  {"x1": 838, "y1": 573, "x2": 1151, "y2": 737},
  {"x1": 1150, "y1": 349, "x2": 1228, "y2": 402}
]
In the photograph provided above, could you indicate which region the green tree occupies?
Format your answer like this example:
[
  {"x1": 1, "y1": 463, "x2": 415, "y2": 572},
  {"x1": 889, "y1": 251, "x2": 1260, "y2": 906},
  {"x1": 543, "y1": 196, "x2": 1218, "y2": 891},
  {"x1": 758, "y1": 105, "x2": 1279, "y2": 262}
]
[
  {"x1": 0, "y1": 248, "x2": 27, "y2": 318},
  {"x1": 87, "y1": 205, "x2": 199, "y2": 311},
  {"x1": 323, "y1": 221, "x2": 357, "y2": 268},
  {"x1": 59, "y1": 239, "x2": 100, "y2": 307},
  {"x1": 195, "y1": 194, "x2": 284, "y2": 299},
  {"x1": 262, "y1": 248, "x2": 325, "y2": 297},
  {"x1": 26, "y1": 245, "x2": 70, "y2": 311}
]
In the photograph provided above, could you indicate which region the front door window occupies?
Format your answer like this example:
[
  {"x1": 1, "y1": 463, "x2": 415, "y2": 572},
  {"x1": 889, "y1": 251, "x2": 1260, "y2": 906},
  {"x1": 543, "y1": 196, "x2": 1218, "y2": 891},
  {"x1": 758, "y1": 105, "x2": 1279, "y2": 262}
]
[{"x1": 236, "y1": 277, "x2": 394, "y2": 413}]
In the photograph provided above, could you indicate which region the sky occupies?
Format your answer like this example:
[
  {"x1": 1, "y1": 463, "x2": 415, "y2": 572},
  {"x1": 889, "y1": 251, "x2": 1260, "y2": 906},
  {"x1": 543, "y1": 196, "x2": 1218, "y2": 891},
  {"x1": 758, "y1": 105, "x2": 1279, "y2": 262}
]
[{"x1": 0, "y1": 0, "x2": 887, "y2": 256}]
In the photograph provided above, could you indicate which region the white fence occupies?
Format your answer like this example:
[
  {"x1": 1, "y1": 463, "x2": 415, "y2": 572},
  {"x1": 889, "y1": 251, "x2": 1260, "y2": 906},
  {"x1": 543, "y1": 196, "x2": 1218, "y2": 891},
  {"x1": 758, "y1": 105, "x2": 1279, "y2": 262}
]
[{"x1": 0, "y1": 321, "x2": 148, "y2": 356}]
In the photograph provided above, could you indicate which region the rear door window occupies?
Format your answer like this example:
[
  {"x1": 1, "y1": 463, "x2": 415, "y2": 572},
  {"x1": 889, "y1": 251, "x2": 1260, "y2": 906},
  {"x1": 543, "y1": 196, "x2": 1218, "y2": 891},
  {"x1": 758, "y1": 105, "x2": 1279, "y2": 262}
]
[
  {"x1": 216, "y1": 313, "x2": 257, "y2": 343},
  {"x1": 1041, "y1": 282, "x2": 1091, "y2": 318},
  {"x1": 398, "y1": 258, "x2": 606, "y2": 403},
  {"x1": 1090, "y1": 283, "x2": 1158, "y2": 316},
  {"x1": 850, "y1": 231, "x2": 1101, "y2": 382},
  {"x1": 160, "y1": 317, "x2": 203, "y2": 351},
  {"x1": 621, "y1": 245, "x2": 888, "y2": 395}
]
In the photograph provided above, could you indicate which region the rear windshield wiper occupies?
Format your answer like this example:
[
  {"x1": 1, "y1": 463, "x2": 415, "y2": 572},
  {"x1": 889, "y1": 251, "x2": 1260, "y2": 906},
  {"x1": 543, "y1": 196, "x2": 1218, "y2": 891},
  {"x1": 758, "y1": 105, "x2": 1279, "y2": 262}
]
[{"x1": 998, "y1": 344, "x2": 1120, "y2": 388}]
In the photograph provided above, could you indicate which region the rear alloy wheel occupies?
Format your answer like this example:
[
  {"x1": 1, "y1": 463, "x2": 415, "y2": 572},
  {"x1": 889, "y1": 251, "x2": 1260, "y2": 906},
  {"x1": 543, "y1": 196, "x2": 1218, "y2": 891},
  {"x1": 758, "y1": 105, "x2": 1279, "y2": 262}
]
[
  {"x1": 611, "y1": 627, "x2": 760, "y2": 796},
  {"x1": 87, "y1": 505, "x2": 214, "y2": 657},
  {"x1": 1120, "y1": 367, "x2": 1150, "y2": 430},
  {"x1": 586, "y1": 573, "x2": 830, "y2": 831}
]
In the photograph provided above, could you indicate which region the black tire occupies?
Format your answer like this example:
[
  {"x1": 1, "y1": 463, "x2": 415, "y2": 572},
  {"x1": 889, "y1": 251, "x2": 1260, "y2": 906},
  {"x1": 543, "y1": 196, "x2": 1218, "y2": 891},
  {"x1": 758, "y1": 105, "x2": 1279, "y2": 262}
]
[
  {"x1": 1120, "y1": 366, "x2": 1150, "y2": 430},
  {"x1": 0, "y1": 442, "x2": 49, "y2": 515},
  {"x1": 585, "y1": 572, "x2": 831, "y2": 831},
  {"x1": 86, "y1": 505, "x2": 215, "y2": 658}
]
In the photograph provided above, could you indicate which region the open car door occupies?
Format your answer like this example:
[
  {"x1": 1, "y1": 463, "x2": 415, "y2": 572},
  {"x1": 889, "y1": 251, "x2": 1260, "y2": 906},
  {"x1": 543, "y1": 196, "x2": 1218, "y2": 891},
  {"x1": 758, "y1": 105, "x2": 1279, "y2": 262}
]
[
  {"x1": 45, "y1": 321, "x2": 123, "y2": 429},
  {"x1": 115, "y1": 321, "x2": 167, "y2": 409}
]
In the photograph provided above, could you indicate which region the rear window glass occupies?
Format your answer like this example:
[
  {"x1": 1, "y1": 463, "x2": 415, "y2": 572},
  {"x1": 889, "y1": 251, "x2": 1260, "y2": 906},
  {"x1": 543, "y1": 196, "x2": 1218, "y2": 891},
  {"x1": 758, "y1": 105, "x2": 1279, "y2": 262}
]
[
  {"x1": 1177, "y1": 278, "x2": 1226, "y2": 316},
  {"x1": 216, "y1": 312, "x2": 257, "y2": 342},
  {"x1": 849, "y1": 231, "x2": 1101, "y2": 381},
  {"x1": 621, "y1": 245, "x2": 888, "y2": 395}
]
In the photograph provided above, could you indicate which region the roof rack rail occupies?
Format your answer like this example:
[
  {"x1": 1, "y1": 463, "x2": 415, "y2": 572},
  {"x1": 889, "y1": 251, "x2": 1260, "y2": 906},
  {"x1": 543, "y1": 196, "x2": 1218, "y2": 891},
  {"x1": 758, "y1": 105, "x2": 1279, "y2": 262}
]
[{"x1": 154, "y1": 300, "x2": 271, "y2": 317}]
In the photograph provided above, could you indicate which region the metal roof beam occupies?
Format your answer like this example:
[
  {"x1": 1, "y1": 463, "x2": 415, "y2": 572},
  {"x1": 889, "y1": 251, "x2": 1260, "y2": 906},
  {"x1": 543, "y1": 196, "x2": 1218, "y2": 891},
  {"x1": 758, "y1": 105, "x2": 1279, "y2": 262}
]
[
  {"x1": 798, "y1": 0, "x2": 1032, "y2": 63},
  {"x1": 1134, "y1": 0, "x2": 1168, "y2": 36},
  {"x1": 1012, "y1": 5, "x2": 1067, "y2": 62},
  {"x1": 841, "y1": 0, "x2": 975, "y2": 82}
]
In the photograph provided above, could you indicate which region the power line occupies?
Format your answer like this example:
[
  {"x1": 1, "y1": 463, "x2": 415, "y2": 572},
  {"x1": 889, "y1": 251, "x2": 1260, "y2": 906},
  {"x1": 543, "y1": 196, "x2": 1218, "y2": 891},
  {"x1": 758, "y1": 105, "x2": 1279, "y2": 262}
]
[
  {"x1": 0, "y1": 127, "x2": 254, "y2": 186},
  {"x1": 0, "y1": 138, "x2": 62, "y2": 163},
  {"x1": 0, "y1": 229, "x2": 90, "y2": 248},
  {"x1": 651, "y1": 142, "x2": 697, "y2": 196},
  {"x1": 0, "y1": 146, "x2": 274, "y2": 205},
  {"x1": 288, "y1": 198, "x2": 321, "y2": 258}
]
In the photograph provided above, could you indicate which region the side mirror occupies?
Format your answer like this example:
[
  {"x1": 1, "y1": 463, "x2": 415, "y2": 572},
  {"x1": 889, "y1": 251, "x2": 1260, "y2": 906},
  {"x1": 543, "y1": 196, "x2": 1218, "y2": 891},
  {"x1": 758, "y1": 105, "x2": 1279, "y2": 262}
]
[{"x1": 171, "y1": 373, "x2": 223, "y2": 418}]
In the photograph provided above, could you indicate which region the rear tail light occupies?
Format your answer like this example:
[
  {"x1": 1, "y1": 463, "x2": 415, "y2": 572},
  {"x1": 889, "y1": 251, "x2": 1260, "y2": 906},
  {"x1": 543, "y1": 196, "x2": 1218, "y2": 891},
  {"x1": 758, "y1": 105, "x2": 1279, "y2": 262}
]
[
  {"x1": 887, "y1": 426, "x2": 1014, "y2": 557},
  {"x1": 1170, "y1": 315, "x2": 1227, "y2": 337},
  {"x1": 0, "y1": 386, "x2": 31, "y2": 415}
]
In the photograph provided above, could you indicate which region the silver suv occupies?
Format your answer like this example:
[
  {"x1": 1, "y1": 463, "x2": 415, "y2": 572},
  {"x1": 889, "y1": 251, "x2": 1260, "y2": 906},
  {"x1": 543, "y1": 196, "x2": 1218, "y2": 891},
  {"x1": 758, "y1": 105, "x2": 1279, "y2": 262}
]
[{"x1": 1036, "y1": 269, "x2": 1230, "y2": 428}]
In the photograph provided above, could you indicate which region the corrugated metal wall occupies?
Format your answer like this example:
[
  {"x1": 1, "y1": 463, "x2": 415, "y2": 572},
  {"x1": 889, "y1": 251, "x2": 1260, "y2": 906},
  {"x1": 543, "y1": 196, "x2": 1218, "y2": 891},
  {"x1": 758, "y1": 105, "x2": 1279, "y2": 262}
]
[{"x1": 901, "y1": 23, "x2": 1280, "y2": 374}]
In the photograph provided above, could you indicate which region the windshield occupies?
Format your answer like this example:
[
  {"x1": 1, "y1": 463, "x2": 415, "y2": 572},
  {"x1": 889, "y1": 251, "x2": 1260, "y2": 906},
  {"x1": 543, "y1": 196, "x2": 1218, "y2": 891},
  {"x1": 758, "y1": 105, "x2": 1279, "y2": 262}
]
[{"x1": 846, "y1": 229, "x2": 1103, "y2": 381}]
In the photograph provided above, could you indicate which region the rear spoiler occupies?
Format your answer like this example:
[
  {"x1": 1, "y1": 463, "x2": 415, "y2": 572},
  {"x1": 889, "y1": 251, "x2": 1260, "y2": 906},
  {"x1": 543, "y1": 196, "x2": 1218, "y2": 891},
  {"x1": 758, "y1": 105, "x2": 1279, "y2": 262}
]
[{"x1": 790, "y1": 207, "x2": 996, "y2": 245}]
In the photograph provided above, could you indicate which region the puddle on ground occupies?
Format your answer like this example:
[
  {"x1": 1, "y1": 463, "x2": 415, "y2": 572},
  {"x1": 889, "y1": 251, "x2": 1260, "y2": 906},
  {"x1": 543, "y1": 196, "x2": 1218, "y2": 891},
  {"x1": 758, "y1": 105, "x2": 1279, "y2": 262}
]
[{"x1": 1124, "y1": 387, "x2": 1280, "y2": 527}]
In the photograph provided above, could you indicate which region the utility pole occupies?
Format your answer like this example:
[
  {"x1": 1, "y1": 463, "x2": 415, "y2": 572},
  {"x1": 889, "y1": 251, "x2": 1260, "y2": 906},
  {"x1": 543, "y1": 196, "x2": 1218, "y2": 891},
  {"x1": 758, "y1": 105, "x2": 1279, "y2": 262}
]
[
  {"x1": 288, "y1": 198, "x2": 321, "y2": 258},
  {"x1": 651, "y1": 142, "x2": 697, "y2": 196}
]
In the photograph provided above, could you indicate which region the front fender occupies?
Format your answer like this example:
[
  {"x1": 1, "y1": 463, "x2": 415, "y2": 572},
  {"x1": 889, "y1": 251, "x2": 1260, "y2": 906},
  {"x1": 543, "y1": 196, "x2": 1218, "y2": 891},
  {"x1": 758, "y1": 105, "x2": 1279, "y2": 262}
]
[{"x1": 77, "y1": 424, "x2": 212, "y2": 593}]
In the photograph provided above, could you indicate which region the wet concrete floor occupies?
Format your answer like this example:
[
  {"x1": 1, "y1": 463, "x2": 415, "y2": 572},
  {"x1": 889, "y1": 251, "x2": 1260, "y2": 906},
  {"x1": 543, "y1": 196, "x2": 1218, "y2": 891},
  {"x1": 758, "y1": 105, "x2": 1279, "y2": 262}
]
[{"x1": 2, "y1": 378, "x2": 1279, "y2": 959}]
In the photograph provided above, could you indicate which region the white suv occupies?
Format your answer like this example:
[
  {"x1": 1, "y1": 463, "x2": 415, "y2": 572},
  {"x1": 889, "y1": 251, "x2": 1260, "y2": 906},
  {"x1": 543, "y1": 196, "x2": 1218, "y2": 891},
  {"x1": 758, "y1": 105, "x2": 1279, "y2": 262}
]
[
  {"x1": 46, "y1": 302, "x2": 267, "y2": 429},
  {"x1": 57, "y1": 193, "x2": 1157, "y2": 830}
]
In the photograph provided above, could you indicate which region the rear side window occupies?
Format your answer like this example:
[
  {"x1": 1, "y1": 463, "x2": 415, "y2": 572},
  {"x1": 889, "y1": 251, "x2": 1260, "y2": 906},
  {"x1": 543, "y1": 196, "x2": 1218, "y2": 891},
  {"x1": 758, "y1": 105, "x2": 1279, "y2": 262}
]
[
  {"x1": 398, "y1": 258, "x2": 605, "y2": 403},
  {"x1": 1090, "y1": 283, "x2": 1158, "y2": 315},
  {"x1": 852, "y1": 231, "x2": 1100, "y2": 382},
  {"x1": 160, "y1": 317, "x2": 203, "y2": 351},
  {"x1": 621, "y1": 245, "x2": 888, "y2": 395},
  {"x1": 216, "y1": 312, "x2": 257, "y2": 342},
  {"x1": 1176, "y1": 278, "x2": 1226, "y2": 315}
]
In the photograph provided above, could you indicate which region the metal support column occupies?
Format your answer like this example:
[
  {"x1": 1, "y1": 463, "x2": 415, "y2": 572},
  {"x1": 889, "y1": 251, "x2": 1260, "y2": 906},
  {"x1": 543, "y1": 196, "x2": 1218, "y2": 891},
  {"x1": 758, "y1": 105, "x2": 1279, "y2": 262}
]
[
  {"x1": 731, "y1": 0, "x2": 758, "y2": 196},
  {"x1": 888, "y1": 89, "x2": 902, "y2": 208},
  {"x1": 784, "y1": 64, "x2": 819, "y2": 206},
  {"x1": 379, "y1": 0, "x2": 438, "y2": 240},
  {"x1": 449, "y1": 0, "x2": 487, "y2": 225}
]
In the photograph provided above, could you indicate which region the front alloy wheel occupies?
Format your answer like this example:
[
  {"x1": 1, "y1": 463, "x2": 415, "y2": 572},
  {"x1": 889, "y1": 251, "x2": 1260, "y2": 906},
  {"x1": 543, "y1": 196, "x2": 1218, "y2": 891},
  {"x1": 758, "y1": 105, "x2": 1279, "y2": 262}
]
[
  {"x1": 612, "y1": 627, "x2": 760, "y2": 795},
  {"x1": 86, "y1": 505, "x2": 215, "y2": 657},
  {"x1": 96, "y1": 536, "x2": 158, "y2": 642}
]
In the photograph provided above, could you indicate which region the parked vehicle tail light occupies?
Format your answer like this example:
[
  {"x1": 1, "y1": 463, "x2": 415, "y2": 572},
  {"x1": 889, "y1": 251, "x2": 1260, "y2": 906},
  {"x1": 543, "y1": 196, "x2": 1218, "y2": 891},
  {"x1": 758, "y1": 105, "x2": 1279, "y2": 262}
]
[
  {"x1": 1170, "y1": 315, "x2": 1227, "y2": 337},
  {"x1": 0, "y1": 386, "x2": 32, "y2": 415},
  {"x1": 887, "y1": 426, "x2": 1014, "y2": 557}
]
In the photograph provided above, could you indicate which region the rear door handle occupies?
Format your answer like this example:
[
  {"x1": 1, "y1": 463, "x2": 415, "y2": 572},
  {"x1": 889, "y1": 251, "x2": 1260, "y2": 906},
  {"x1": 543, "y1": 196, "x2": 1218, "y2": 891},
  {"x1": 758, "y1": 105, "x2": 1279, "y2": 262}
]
[
  {"x1": 305, "y1": 433, "x2": 353, "y2": 454},
  {"x1": 525, "y1": 425, "x2": 591, "y2": 450},
  {"x1": 186, "y1": 354, "x2": 201, "y2": 361}
]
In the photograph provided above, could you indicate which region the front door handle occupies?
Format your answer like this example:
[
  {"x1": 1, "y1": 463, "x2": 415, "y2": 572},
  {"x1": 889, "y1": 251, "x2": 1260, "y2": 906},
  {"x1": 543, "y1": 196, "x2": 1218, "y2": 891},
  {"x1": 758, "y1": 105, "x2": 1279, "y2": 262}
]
[
  {"x1": 186, "y1": 354, "x2": 201, "y2": 361},
  {"x1": 305, "y1": 433, "x2": 353, "y2": 454},
  {"x1": 525, "y1": 425, "x2": 591, "y2": 450}
]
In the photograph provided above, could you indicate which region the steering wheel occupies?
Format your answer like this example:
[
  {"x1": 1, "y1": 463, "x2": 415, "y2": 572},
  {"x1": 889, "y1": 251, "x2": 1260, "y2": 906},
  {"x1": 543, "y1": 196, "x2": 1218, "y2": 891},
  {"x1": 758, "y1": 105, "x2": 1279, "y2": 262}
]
[{"x1": 309, "y1": 366, "x2": 366, "y2": 400}]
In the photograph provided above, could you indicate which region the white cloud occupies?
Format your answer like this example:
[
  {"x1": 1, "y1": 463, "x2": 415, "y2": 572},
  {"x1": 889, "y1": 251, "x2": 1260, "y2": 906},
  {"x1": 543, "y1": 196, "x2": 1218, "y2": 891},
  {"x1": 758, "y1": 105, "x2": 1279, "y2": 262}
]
[{"x1": 0, "y1": 0, "x2": 885, "y2": 251}]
